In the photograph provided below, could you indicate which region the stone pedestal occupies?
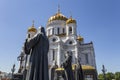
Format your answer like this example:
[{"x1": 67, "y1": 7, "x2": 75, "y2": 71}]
[{"x1": 13, "y1": 73, "x2": 23, "y2": 80}]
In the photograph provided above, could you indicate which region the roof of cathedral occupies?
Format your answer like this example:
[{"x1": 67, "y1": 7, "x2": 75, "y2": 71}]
[
  {"x1": 47, "y1": 6, "x2": 77, "y2": 25},
  {"x1": 48, "y1": 7, "x2": 68, "y2": 23},
  {"x1": 66, "y1": 16, "x2": 76, "y2": 24},
  {"x1": 28, "y1": 21, "x2": 37, "y2": 33},
  {"x1": 48, "y1": 12, "x2": 68, "y2": 23},
  {"x1": 77, "y1": 35, "x2": 84, "y2": 42}
]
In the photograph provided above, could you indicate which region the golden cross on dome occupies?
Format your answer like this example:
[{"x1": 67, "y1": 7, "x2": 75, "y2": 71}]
[
  {"x1": 58, "y1": 4, "x2": 60, "y2": 13},
  {"x1": 70, "y1": 11, "x2": 72, "y2": 18},
  {"x1": 32, "y1": 20, "x2": 34, "y2": 27}
]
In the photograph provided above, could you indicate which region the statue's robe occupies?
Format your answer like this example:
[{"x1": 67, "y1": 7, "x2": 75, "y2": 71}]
[
  {"x1": 24, "y1": 33, "x2": 49, "y2": 80},
  {"x1": 75, "y1": 63, "x2": 84, "y2": 80},
  {"x1": 49, "y1": 65, "x2": 57, "y2": 80},
  {"x1": 62, "y1": 55, "x2": 75, "y2": 80}
]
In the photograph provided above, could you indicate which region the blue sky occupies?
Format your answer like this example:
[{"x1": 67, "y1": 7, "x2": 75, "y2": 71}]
[{"x1": 0, "y1": 0, "x2": 120, "y2": 73}]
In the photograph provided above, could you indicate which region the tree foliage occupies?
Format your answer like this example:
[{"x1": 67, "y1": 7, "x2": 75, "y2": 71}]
[
  {"x1": 98, "y1": 74, "x2": 104, "y2": 80},
  {"x1": 106, "y1": 72, "x2": 115, "y2": 80},
  {"x1": 115, "y1": 72, "x2": 120, "y2": 80},
  {"x1": 98, "y1": 72, "x2": 120, "y2": 80}
]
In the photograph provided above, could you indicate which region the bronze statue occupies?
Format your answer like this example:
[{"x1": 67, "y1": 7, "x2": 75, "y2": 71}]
[
  {"x1": 61, "y1": 51, "x2": 75, "y2": 80},
  {"x1": 75, "y1": 59, "x2": 84, "y2": 80},
  {"x1": 24, "y1": 27, "x2": 49, "y2": 80},
  {"x1": 49, "y1": 60, "x2": 58, "y2": 80}
]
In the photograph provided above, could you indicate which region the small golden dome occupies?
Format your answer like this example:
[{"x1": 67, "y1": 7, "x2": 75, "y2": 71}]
[
  {"x1": 77, "y1": 35, "x2": 84, "y2": 42},
  {"x1": 48, "y1": 12, "x2": 68, "y2": 23},
  {"x1": 28, "y1": 26, "x2": 37, "y2": 32},
  {"x1": 66, "y1": 17, "x2": 76, "y2": 24},
  {"x1": 28, "y1": 21, "x2": 37, "y2": 33}
]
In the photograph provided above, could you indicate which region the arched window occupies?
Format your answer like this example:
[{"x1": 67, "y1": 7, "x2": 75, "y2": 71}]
[
  {"x1": 53, "y1": 49, "x2": 55, "y2": 60},
  {"x1": 69, "y1": 27, "x2": 72, "y2": 34},
  {"x1": 52, "y1": 38, "x2": 56, "y2": 42},
  {"x1": 57, "y1": 27, "x2": 60, "y2": 34},
  {"x1": 69, "y1": 41, "x2": 73, "y2": 44}
]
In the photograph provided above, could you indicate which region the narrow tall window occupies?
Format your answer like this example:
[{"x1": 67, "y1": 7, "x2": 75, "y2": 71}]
[
  {"x1": 69, "y1": 27, "x2": 72, "y2": 34},
  {"x1": 57, "y1": 27, "x2": 60, "y2": 34},
  {"x1": 53, "y1": 49, "x2": 55, "y2": 60},
  {"x1": 52, "y1": 28, "x2": 54, "y2": 35},
  {"x1": 85, "y1": 54, "x2": 89, "y2": 64},
  {"x1": 63, "y1": 28, "x2": 65, "y2": 33}
]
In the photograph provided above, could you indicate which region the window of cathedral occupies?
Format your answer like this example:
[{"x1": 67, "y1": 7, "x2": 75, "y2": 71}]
[
  {"x1": 52, "y1": 38, "x2": 56, "y2": 42},
  {"x1": 63, "y1": 28, "x2": 65, "y2": 33},
  {"x1": 52, "y1": 28, "x2": 54, "y2": 35},
  {"x1": 50, "y1": 29, "x2": 52, "y2": 35},
  {"x1": 57, "y1": 27, "x2": 60, "y2": 34},
  {"x1": 69, "y1": 27, "x2": 72, "y2": 34},
  {"x1": 69, "y1": 41, "x2": 73, "y2": 44},
  {"x1": 85, "y1": 54, "x2": 89, "y2": 64},
  {"x1": 53, "y1": 49, "x2": 55, "y2": 60}
]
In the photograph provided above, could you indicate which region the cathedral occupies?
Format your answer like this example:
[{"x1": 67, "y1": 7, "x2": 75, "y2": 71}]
[
  {"x1": 18, "y1": 9, "x2": 97, "y2": 80},
  {"x1": 46, "y1": 10, "x2": 96, "y2": 68}
]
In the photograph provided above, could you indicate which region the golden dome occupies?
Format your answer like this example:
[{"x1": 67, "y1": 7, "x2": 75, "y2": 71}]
[
  {"x1": 66, "y1": 17, "x2": 76, "y2": 24},
  {"x1": 77, "y1": 35, "x2": 84, "y2": 41},
  {"x1": 28, "y1": 26, "x2": 37, "y2": 32},
  {"x1": 48, "y1": 12, "x2": 68, "y2": 23},
  {"x1": 28, "y1": 21, "x2": 37, "y2": 33}
]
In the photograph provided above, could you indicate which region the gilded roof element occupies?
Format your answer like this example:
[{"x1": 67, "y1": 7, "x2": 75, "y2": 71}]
[
  {"x1": 66, "y1": 17, "x2": 76, "y2": 24},
  {"x1": 48, "y1": 12, "x2": 68, "y2": 23},
  {"x1": 28, "y1": 21, "x2": 37, "y2": 33},
  {"x1": 77, "y1": 35, "x2": 84, "y2": 42}
]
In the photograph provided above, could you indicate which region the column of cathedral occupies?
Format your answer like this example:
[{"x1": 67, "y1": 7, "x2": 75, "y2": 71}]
[
  {"x1": 75, "y1": 45, "x2": 78, "y2": 64},
  {"x1": 57, "y1": 43, "x2": 61, "y2": 67}
]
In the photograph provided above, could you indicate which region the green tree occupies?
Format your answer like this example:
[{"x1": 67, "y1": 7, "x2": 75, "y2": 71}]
[
  {"x1": 98, "y1": 74, "x2": 104, "y2": 80},
  {"x1": 106, "y1": 72, "x2": 115, "y2": 80},
  {"x1": 115, "y1": 72, "x2": 120, "y2": 80}
]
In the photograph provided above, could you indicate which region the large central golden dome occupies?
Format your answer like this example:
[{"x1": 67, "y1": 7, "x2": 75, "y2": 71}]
[{"x1": 48, "y1": 12, "x2": 68, "y2": 23}]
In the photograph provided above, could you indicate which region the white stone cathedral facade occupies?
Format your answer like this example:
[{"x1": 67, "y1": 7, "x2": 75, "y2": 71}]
[
  {"x1": 46, "y1": 11, "x2": 96, "y2": 69},
  {"x1": 18, "y1": 10, "x2": 97, "y2": 72}
]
